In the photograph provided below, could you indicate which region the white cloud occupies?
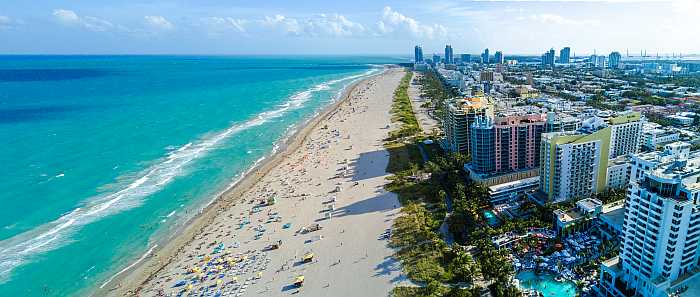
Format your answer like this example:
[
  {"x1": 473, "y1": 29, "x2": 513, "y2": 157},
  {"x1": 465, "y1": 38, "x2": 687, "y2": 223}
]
[
  {"x1": 144, "y1": 16, "x2": 173, "y2": 30},
  {"x1": 52, "y1": 9, "x2": 115, "y2": 32},
  {"x1": 260, "y1": 13, "x2": 365, "y2": 37},
  {"x1": 53, "y1": 9, "x2": 79, "y2": 24},
  {"x1": 0, "y1": 15, "x2": 12, "y2": 29},
  {"x1": 81, "y1": 16, "x2": 116, "y2": 32},
  {"x1": 201, "y1": 17, "x2": 247, "y2": 33},
  {"x1": 262, "y1": 15, "x2": 301, "y2": 35},
  {"x1": 301, "y1": 14, "x2": 366, "y2": 37},
  {"x1": 521, "y1": 14, "x2": 600, "y2": 26},
  {"x1": 377, "y1": 6, "x2": 447, "y2": 39}
]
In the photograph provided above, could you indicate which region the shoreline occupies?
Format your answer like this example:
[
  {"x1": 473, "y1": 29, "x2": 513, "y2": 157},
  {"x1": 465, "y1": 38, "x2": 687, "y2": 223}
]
[{"x1": 98, "y1": 67, "x2": 390, "y2": 296}]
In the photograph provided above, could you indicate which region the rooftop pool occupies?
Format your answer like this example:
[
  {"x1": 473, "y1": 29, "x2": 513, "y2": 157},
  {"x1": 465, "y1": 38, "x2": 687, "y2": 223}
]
[{"x1": 516, "y1": 271, "x2": 577, "y2": 297}]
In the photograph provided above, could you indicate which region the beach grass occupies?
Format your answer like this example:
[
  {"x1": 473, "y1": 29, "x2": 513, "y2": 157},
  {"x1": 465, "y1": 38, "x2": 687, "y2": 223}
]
[
  {"x1": 384, "y1": 70, "x2": 523, "y2": 297},
  {"x1": 385, "y1": 141, "x2": 424, "y2": 173},
  {"x1": 388, "y1": 71, "x2": 420, "y2": 141}
]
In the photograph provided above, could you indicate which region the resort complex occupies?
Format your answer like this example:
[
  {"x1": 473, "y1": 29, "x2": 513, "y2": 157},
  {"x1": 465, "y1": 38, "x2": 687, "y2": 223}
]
[{"x1": 399, "y1": 43, "x2": 700, "y2": 297}]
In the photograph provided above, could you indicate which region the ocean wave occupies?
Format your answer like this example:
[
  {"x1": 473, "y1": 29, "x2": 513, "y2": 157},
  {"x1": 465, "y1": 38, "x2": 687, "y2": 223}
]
[{"x1": 0, "y1": 67, "x2": 379, "y2": 283}]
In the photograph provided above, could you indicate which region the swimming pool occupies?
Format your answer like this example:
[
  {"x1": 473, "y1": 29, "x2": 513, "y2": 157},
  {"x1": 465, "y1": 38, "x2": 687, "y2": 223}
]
[
  {"x1": 483, "y1": 210, "x2": 502, "y2": 226},
  {"x1": 516, "y1": 271, "x2": 577, "y2": 297}
]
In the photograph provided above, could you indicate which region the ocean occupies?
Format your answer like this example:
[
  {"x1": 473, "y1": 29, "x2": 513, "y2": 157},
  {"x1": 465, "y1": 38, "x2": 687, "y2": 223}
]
[{"x1": 0, "y1": 55, "x2": 404, "y2": 296}]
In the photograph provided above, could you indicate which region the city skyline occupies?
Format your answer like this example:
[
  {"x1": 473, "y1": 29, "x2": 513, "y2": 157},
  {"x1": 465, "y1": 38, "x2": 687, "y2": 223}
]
[{"x1": 0, "y1": 0, "x2": 698, "y2": 55}]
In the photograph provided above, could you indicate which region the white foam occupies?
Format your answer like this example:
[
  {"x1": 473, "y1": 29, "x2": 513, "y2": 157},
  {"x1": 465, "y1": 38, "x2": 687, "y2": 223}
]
[
  {"x1": 0, "y1": 67, "x2": 380, "y2": 283},
  {"x1": 98, "y1": 244, "x2": 158, "y2": 289}
]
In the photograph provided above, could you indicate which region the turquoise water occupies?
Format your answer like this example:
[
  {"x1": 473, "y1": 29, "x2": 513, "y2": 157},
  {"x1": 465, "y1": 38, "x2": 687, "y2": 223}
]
[
  {"x1": 483, "y1": 210, "x2": 502, "y2": 226},
  {"x1": 0, "y1": 55, "x2": 404, "y2": 296},
  {"x1": 516, "y1": 271, "x2": 577, "y2": 297}
]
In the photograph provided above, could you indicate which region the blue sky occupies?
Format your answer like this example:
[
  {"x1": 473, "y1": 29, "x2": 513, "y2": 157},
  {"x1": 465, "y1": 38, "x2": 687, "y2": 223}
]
[{"x1": 0, "y1": 0, "x2": 698, "y2": 55}]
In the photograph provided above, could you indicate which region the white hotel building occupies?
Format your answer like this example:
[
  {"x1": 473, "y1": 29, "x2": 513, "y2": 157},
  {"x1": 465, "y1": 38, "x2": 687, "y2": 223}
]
[{"x1": 597, "y1": 142, "x2": 700, "y2": 297}]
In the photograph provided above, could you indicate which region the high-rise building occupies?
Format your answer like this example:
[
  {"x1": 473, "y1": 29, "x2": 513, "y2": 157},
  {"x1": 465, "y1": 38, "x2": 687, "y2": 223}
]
[
  {"x1": 432, "y1": 54, "x2": 441, "y2": 65},
  {"x1": 461, "y1": 54, "x2": 471, "y2": 64},
  {"x1": 560, "y1": 47, "x2": 571, "y2": 64},
  {"x1": 538, "y1": 113, "x2": 643, "y2": 202},
  {"x1": 442, "y1": 97, "x2": 489, "y2": 155},
  {"x1": 609, "y1": 51, "x2": 622, "y2": 69},
  {"x1": 470, "y1": 113, "x2": 546, "y2": 175},
  {"x1": 541, "y1": 48, "x2": 555, "y2": 68},
  {"x1": 482, "y1": 48, "x2": 490, "y2": 64},
  {"x1": 494, "y1": 51, "x2": 504, "y2": 64},
  {"x1": 591, "y1": 55, "x2": 607, "y2": 68},
  {"x1": 479, "y1": 70, "x2": 495, "y2": 82},
  {"x1": 598, "y1": 142, "x2": 700, "y2": 297},
  {"x1": 414, "y1": 45, "x2": 424, "y2": 63},
  {"x1": 444, "y1": 45, "x2": 454, "y2": 64}
]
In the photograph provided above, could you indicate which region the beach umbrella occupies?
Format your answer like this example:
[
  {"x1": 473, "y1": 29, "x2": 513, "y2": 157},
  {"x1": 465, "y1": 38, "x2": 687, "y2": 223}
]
[
  {"x1": 186, "y1": 284, "x2": 193, "y2": 291},
  {"x1": 216, "y1": 279, "x2": 223, "y2": 286}
]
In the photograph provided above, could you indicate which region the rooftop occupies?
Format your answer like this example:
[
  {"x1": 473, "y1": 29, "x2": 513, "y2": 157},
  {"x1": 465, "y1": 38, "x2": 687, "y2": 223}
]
[
  {"x1": 449, "y1": 97, "x2": 489, "y2": 112},
  {"x1": 554, "y1": 209, "x2": 581, "y2": 223},
  {"x1": 488, "y1": 177, "x2": 540, "y2": 193},
  {"x1": 601, "y1": 256, "x2": 621, "y2": 273},
  {"x1": 577, "y1": 198, "x2": 603, "y2": 213},
  {"x1": 600, "y1": 207, "x2": 625, "y2": 230}
]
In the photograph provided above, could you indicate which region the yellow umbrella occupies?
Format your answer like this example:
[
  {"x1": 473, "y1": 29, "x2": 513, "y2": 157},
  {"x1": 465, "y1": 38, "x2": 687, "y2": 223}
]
[
  {"x1": 256, "y1": 272, "x2": 263, "y2": 279},
  {"x1": 216, "y1": 279, "x2": 223, "y2": 286},
  {"x1": 204, "y1": 255, "x2": 211, "y2": 262},
  {"x1": 186, "y1": 284, "x2": 193, "y2": 291},
  {"x1": 232, "y1": 276, "x2": 238, "y2": 282}
]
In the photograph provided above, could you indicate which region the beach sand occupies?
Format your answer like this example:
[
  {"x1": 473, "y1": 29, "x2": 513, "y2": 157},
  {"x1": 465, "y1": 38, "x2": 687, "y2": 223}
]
[
  {"x1": 407, "y1": 72, "x2": 439, "y2": 134},
  {"x1": 107, "y1": 68, "x2": 408, "y2": 297}
]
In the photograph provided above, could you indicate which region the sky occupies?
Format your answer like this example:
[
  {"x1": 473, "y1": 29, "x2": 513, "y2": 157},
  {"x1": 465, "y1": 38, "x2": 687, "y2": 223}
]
[{"x1": 0, "y1": 0, "x2": 698, "y2": 55}]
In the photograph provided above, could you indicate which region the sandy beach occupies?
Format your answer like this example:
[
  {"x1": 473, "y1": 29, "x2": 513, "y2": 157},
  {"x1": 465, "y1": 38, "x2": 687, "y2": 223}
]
[
  {"x1": 407, "y1": 72, "x2": 439, "y2": 134},
  {"x1": 106, "y1": 67, "x2": 407, "y2": 297}
]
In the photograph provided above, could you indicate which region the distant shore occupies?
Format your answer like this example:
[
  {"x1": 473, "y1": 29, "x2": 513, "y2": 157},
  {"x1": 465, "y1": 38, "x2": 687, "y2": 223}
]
[{"x1": 98, "y1": 67, "x2": 392, "y2": 296}]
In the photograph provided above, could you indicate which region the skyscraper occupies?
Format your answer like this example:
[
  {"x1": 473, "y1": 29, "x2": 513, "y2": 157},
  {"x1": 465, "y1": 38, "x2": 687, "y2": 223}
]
[
  {"x1": 541, "y1": 48, "x2": 555, "y2": 68},
  {"x1": 443, "y1": 98, "x2": 489, "y2": 155},
  {"x1": 470, "y1": 113, "x2": 546, "y2": 175},
  {"x1": 608, "y1": 51, "x2": 622, "y2": 69},
  {"x1": 444, "y1": 45, "x2": 454, "y2": 64},
  {"x1": 560, "y1": 47, "x2": 571, "y2": 64},
  {"x1": 414, "y1": 45, "x2": 423, "y2": 63},
  {"x1": 494, "y1": 51, "x2": 504, "y2": 64},
  {"x1": 482, "y1": 48, "x2": 490, "y2": 64},
  {"x1": 598, "y1": 142, "x2": 700, "y2": 297},
  {"x1": 595, "y1": 55, "x2": 607, "y2": 68}
]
